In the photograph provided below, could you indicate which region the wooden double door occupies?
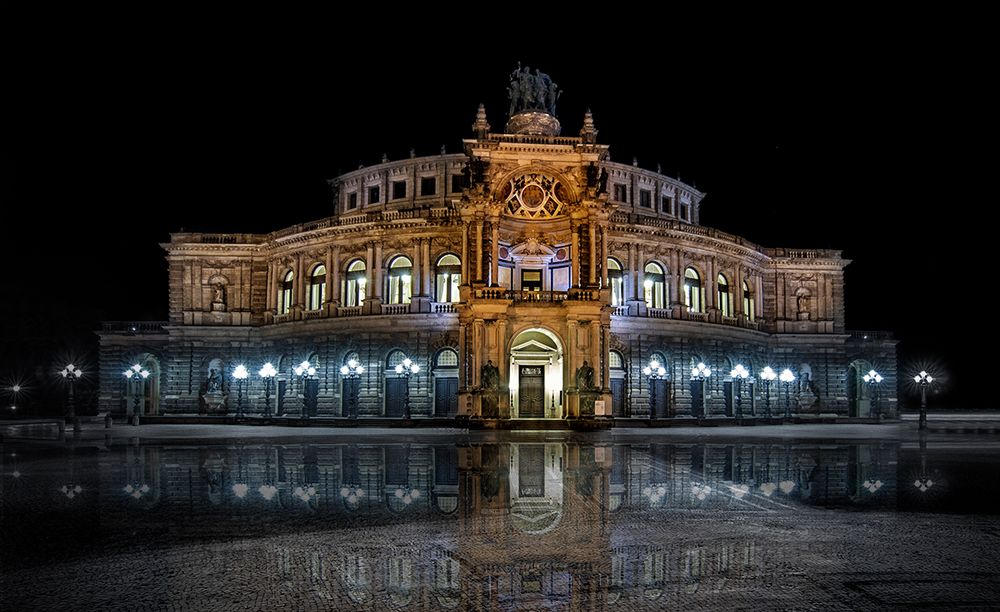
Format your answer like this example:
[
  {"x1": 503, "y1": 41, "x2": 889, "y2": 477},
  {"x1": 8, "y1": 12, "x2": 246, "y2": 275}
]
[{"x1": 518, "y1": 365, "x2": 545, "y2": 417}]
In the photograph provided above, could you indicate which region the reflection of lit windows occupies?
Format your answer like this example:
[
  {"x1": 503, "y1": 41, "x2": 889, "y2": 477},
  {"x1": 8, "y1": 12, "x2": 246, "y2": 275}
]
[
  {"x1": 307, "y1": 265, "x2": 326, "y2": 310},
  {"x1": 344, "y1": 260, "x2": 366, "y2": 307},
  {"x1": 718, "y1": 273, "x2": 731, "y2": 317},
  {"x1": 743, "y1": 280, "x2": 755, "y2": 321},
  {"x1": 684, "y1": 267, "x2": 703, "y2": 313},
  {"x1": 644, "y1": 262, "x2": 666, "y2": 309},
  {"x1": 388, "y1": 256, "x2": 412, "y2": 305},
  {"x1": 607, "y1": 258, "x2": 624, "y2": 306},
  {"x1": 435, "y1": 254, "x2": 461, "y2": 303},
  {"x1": 278, "y1": 270, "x2": 293, "y2": 315},
  {"x1": 387, "y1": 557, "x2": 413, "y2": 606}
]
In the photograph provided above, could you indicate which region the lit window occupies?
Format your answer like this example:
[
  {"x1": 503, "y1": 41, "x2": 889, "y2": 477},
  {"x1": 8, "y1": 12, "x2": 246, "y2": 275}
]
[
  {"x1": 684, "y1": 267, "x2": 703, "y2": 313},
  {"x1": 644, "y1": 262, "x2": 666, "y2": 309},
  {"x1": 718, "y1": 274, "x2": 731, "y2": 317},
  {"x1": 743, "y1": 280, "x2": 755, "y2": 321},
  {"x1": 278, "y1": 270, "x2": 294, "y2": 315},
  {"x1": 435, "y1": 254, "x2": 461, "y2": 303},
  {"x1": 345, "y1": 260, "x2": 366, "y2": 307},
  {"x1": 421, "y1": 177, "x2": 436, "y2": 196},
  {"x1": 436, "y1": 349, "x2": 458, "y2": 367},
  {"x1": 388, "y1": 256, "x2": 412, "y2": 305},
  {"x1": 607, "y1": 258, "x2": 624, "y2": 306},
  {"x1": 308, "y1": 265, "x2": 326, "y2": 310},
  {"x1": 609, "y1": 351, "x2": 624, "y2": 370}
]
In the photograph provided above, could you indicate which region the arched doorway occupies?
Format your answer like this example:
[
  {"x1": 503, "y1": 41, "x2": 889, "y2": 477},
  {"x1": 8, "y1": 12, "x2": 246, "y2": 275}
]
[
  {"x1": 847, "y1": 360, "x2": 874, "y2": 417},
  {"x1": 509, "y1": 328, "x2": 564, "y2": 418}
]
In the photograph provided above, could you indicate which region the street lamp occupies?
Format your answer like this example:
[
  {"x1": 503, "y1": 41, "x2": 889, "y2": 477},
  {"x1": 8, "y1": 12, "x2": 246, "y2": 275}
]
[
  {"x1": 232, "y1": 364, "x2": 249, "y2": 419},
  {"x1": 779, "y1": 368, "x2": 796, "y2": 419},
  {"x1": 729, "y1": 364, "x2": 750, "y2": 419},
  {"x1": 691, "y1": 362, "x2": 712, "y2": 417},
  {"x1": 123, "y1": 363, "x2": 150, "y2": 426},
  {"x1": 9, "y1": 384, "x2": 22, "y2": 413},
  {"x1": 258, "y1": 362, "x2": 277, "y2": 418},
  {"x1": 759, "y1": 366, "x2": 777, "y2": 418},
  {"x1": 339, "y1": 358, "x2": 364, "y2": 418},
  {"x1": 60, "y1": 364, "x2": 83, "y2": 429},
  {"x1": 642, "y1": 358, "x2": 667, "y2": 418},
  {"x1": 394, "y1": 357, "x2": 420, "y2": 420},
  {"x1": 293, "y1": 360, "x2": 317, "y2": 420},
  {"x1": 913, "y1": 370, "x2": 934, "y2": 431},
  {"x1": 862, "y1": 369, "x2": 884, "y2": 419}
]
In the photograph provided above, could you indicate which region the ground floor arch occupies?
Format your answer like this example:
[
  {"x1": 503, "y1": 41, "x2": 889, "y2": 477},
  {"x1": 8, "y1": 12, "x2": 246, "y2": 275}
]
[{"x1": 508, "y1": 328, "x2": 564, "y2": 419}]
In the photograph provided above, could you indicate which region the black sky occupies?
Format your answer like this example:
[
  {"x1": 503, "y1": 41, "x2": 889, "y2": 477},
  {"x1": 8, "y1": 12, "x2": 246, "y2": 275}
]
[{"x1": 2, "y1": 22, "x2": 992, "y2": 407}]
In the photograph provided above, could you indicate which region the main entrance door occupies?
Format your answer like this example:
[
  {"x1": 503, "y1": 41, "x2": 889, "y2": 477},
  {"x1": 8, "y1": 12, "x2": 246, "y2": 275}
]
[{"x1": 519, "y1": 366, "x2": 545, "y2": 417}]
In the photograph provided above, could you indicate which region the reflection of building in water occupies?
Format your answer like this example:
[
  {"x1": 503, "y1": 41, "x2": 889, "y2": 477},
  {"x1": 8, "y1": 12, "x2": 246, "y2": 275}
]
[{"x1": 8, "y1": 441, "x2": 900, "y2": 608}]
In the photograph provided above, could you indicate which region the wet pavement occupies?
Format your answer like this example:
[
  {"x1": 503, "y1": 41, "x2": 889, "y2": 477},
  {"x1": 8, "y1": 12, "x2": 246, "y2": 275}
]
[{"x1": 2, "y1": 423, "x2": 1000, "y2": 610}]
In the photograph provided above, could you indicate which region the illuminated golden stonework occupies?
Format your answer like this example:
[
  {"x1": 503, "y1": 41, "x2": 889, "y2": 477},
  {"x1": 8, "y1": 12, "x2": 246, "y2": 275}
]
[
  {"x1": 505, "y1": 110, "x2": 561, "y2": 136},
  {"x1": 501, "y1": 173, "x2": 567, "y2": 219}
]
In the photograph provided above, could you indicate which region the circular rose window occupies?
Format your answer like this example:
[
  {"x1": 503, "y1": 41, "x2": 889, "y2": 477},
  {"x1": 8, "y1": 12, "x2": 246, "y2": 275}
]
[{"x1": 502, "y1": 173, "x2": 567, "y2": 219}]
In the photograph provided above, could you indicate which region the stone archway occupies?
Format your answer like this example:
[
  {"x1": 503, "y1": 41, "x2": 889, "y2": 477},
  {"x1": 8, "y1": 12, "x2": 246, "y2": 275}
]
[{"x1": 508, "y1": 328, "x2": 564, "y2": 418}]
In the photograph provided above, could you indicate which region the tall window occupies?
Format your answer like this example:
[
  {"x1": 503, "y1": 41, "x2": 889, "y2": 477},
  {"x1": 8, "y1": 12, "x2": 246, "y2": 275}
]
[
  {"x1": 644, "y1": 262, "x2": 666, "y2": 309},
  {"x1": 718, "y1": 274, "x2": 731, "y2": 317},
  {"x1": 607, "y1": 258, "x2": 624, "y2": 306},
  {"x1": 307, "y1": 265, "x2": 326, "y2": 310},
  {"x1": 278, "y1": 270, "x2": 294, "y2": 315},
  {"x1": 347, "y1": 192, "x2": 358, "y2": 210},
  {"x1": 392, "y1": 180, "x2": 407, "y2": 200},
  {"x1": 614, "y1": 184, "x2": 627, "y2": 202},
  {"x1": 609, "y1": 351, "x2": 624, "y2": 370},
  {"x1": 661, "y1": 195, "x2": 673, "y2": 214},
  {"x1": 639, "y1": 189, "x2": 652, "y2": 208},
  {"x1": 743, "y1": 280, "x2": 755, "y2": 321},
  {"x1": 388, "y1": 256, "x2": 412, "y2": 305},
  {"x1": 684, "y1": 267, "x2": 703, "y2": 313},
  {"x1": 420, "y1": 177, "x2": 436, "y2": 196},
  {"x1": 435, "y1": 254, "x2": 461, "y2": 303},
  {"x1": 679, "y1": 203, "x2": 690, "y2": 221},
  {"x1": 344, "y1": 260, "x2": 366, "y2": 307},
  {"x1": 368, "y1": 185, "x2": 380, "y2": 205}
]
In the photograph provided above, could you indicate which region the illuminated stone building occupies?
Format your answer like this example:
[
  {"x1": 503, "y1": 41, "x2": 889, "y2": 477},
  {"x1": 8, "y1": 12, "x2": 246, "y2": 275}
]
[{"x1": 98, "y1": 71, "x2": 896, "y2": 423}]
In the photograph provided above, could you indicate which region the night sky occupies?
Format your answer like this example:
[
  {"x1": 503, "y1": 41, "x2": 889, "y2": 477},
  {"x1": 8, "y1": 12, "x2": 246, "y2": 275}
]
[{"x1": 3, "y1": 28, "x2": 991, "y2": 409}]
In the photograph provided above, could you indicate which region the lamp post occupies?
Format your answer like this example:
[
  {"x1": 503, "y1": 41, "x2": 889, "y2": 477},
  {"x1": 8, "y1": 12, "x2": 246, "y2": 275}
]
[
  {"x1": 691, "y1": 362, "x2": 712, "y2": 418},
  {"x1": 394, "y1": 358, "x2": 420, "y2": 420},
  {"x1": 60, "y1": 364, "x2": 83, "y2": 429},
  {"x1": 258, "y1": 362, "x2": 277, "y2": 418},
  {"x1": 339, "y1": 358, "x2": 364, "y2": 418},
  {"x1": 9, "y1": 384, "x2": 22, "y2": 413},
  {"x1": 779, "y1": 368, "x2": 796, "y2": 419},
  {"x1": 232, "y1": 364, "x2": 249, "y2": 419},
  {"x1": 913, "y1": 370, "x2": 934, "y2": 431},
  {"x1": 729, "y1": 364, "x2": 750, "y2": 419},
  {"x1": 642, "y1": 358, "x2": 667, "y2": 418},
  {"x1": 862, "y1": 369, "x2": 884, "y2": 419},
  {"x1": 293, "y1": 360, "x2": 317, "y2": 420},
  {"x1": 123, "y1": 363, "x2": 150, "y2": 426},
  {"x1": 759, "y1": 366, "x2": 777, "y2": 418}
]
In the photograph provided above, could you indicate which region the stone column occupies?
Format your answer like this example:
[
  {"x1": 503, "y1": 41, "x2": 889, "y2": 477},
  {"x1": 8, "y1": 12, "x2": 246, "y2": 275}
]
[
  {"x1": 365, "y1": 243, "x2": 375, "y2": 312},
  {"x1": 265, "y1": 260, "x2": 275, "y2": 312},
  {"x1": 706, "y1": 257, "x2": 718, "y2": 320},
  {"x1": 491, "y1": 221, "x2": 500, "y2": 286},
  {"x1": 331, "y1": 248, "x2": 341, "y2": 311},
  {"x1": 600, "y1": 225, "x2": 609, "y2": 288},
  {"x1": 601, "y1": 325, "x2": 611, "y2": 390},
  {"x1": 422, "y1": 238, "x2": 432, "y2": 298},
  {"x1": 735, "y1": 266, "x2": 745, "y2": 319},
  {"x1": 571, "y1": 221, "x2": 580, "y2": 288},
  {"x1": 325, "y1": 247, "x2": 335, "y2": 314},
  {"x1": 373, "y1": 242, "x2": 384, "y2": 303},
  {"x1": 624, "y1": 244, "x2": 636, "y2": 302},
  {"x1": 475, "y1": 220, "x2": 484, "y2": 283},
  {"x1": 461, "y1": 222, "x2": 469, "y2": 283},
  {"x1": 588, "y1": 222, "x2": 597, "y2": 286},
  {"x1": 294, "y1": 254, "x2": 305, "y2": 318},
  {"x1": 497, "y1": 318, "x2": 509, "y2": 417}
]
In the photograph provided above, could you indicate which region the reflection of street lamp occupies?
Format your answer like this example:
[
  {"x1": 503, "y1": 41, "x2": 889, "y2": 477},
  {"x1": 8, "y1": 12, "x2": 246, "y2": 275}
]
[
  {"x1": 394, "y1": 358, "x2": 420, "y2": 420},
  {"x1": 779, "y1": 368, "x2": 796, "y2": 419},
  {"x1": 340, "y1": 359, "x2": 364, "y2": 418},
  {"x1": 293, "y1": 360, "x2": 317, "y2": 420},
  {"x1": 339, "y1": 484, "x2": 366, "y2": 509},
  {"x1": 759, "y1": 366, "x2": 776, "y2": 418},
  {"x1": 729, "y1": 364, "x2": 749, "y2": 419},
  {"x1": 863, "y1": 369, "x2": 884, "y2": 419},
  {"x1": 60, "y1": 364, "x2": 83, "y2": 428},
  {"x1": 123, "y1": 364, "x2": 150, "y2": 426},
  {"x1": 691, "y1": 362, "x2": 712, "y2": 417},
  {"x1": 232, "y1": 364, "x2": 249, "y2": 419},
  {"x1": 60, "y1": 484, "x2": 83, "y2": 500},
  {"x1": 258, "y1": 362, "x2": 277, "y2": 418},
  {"x1": 913, "y1": 370, "x2": 934, "y2": 431},
  {"x1": 393, "y1": 485, "x2": 421, "y2": 505},
  {"x1": 642, "y1": 358, "x2": 667, "y2": 418}
]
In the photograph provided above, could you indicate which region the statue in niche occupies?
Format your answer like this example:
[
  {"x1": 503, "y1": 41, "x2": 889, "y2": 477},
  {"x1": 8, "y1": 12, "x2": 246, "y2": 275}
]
[
  {"x1": 576, "y1": 360, "x2": 595, "y2": 390},
  {"x1": 206, "y1": 367, "x2": 223, "y2": 393},
  {"x1": 796, "y1": 288, "x2": 811, "y2": 321},
  {"x1": 211, "y1": 283, "x2": 226, "y2": 312},
  {"x1": 480, "y1": 360, "x2": 500, "y2": 417}
]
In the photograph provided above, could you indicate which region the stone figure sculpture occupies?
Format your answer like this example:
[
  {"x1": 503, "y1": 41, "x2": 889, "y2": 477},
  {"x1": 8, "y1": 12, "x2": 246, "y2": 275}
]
[
  {"x1": 211, "y1": 283, "x2": 226, "y2": 311},
  {"x1": 207, "y1": 367, "x2": 223, "y2": 392},
  {"x1": 576, "y1": 361, "x2": 595, "y2": 390},
  {"x1": 480, "y1": 359, "x2": 500, "y2": 417},
  {"x1": 507, "y1": 65, "x2": 561, "y2": 116}
]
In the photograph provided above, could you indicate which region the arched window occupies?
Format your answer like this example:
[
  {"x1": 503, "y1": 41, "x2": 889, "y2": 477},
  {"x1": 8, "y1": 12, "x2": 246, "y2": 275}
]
[
  {"x1": 307, "y1": 265, "x2": 326, "y2": 311},
  {"x1": 607, "y1": 258, "x2": 624, "y2": 306},
  {"x1": 387, "y1": 350, "x2": 408, "y2": 369},
  {"x1": 388, "y1": 256, "x2": 412, "y2": 305},
  {"x1": 609, "y1": 350, "x2": 624, "y2": 370},
  {"x1": 435, "y1": 254, "x2": 461, "y2": 303},
  {"x1": 684, "y1": 267, "x2": 703, "y2": 313},
  {"x1": 743, "y1": 280, "x2": 755, "y2": 321},
  {"x1": 649, "y1": 352, "x2": 667, "y2": 371},
  {"x1": 718, "y1": 273, "x2": 731, "y2": 317},
  {"x1": 344, "y1": 260, "x2": 366, "y2": 307},
  {"x1": 435, "y1": 348, "x2": 459, "y2": 368},
  {"x1": 278, "y1": 270, "x2": 294, "y2": 315},
  {"x1": 644, "y1": 262, "x2": 666, "y2": 309}
]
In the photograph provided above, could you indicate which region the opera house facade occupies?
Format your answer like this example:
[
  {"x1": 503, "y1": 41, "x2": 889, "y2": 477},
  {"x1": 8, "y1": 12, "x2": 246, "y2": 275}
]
[{"x1": 98, "y1": 73, "x2": 896, "y2": 425}]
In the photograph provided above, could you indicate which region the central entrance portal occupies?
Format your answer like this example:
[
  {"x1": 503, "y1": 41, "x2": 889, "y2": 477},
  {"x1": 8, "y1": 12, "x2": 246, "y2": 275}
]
[
  {"x1": 509, "y1": 328, "x2": 564, "y2": 418},
  {"x1": 518, "y1": 366, "x2": 545, "y2": 417}
]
